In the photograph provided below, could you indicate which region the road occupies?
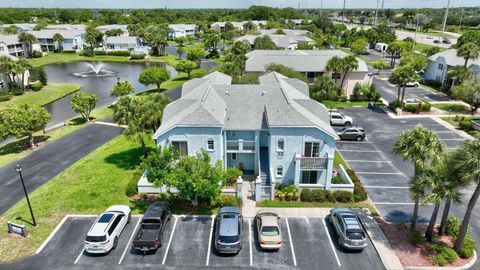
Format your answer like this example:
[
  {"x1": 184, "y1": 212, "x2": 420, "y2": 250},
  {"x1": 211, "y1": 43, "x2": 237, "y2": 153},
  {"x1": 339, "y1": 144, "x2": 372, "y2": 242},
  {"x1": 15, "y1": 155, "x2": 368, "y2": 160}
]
[{"x1": 0, "y1": 123, "x2": 123, "y2": 215}]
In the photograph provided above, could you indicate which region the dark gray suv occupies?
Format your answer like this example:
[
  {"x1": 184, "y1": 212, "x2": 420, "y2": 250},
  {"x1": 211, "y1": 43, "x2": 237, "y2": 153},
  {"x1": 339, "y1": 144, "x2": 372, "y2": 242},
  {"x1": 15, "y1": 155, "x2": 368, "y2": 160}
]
[
  {"x1": 215, "y1": 207, "x2": 243, "y2": 254},
  {"x1": 329, "y1": 208, "x2": 368, "y2": 251},
  {"x1": 337, "y1": 126, "x2": 366, "y2": 141}
]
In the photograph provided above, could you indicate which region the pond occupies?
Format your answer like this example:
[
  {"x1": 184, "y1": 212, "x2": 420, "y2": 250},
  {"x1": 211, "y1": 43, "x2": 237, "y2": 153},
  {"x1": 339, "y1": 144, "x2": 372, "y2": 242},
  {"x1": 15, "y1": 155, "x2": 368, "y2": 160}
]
[{"x1": 41, "y1": 61, "x2": 178, "y2": 127}]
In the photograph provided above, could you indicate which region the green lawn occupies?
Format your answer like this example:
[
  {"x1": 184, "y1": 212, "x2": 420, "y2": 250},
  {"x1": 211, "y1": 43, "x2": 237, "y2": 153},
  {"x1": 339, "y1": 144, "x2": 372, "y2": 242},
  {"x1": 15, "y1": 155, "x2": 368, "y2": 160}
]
[
  {"x1": 29, "y1": 53, "x2": 180, "y2": 68},
  {"x1": 334, "y1": 149, "x2": 349, "y2": 170},
  {"x1": 0, "y1": 135, "x2": 148, "y2": 262},
  {"x1": 0, "y1": 83, "x2": 80, "y2": 109},
  {"x1": 399, "y1": 29, "x2": 457, "y2": 39},
  {"x1": 413, "y1": 43, "x2": 447, "y2": 53},
  {"x1": 431, "y1": 103, "x2": 471, "y2": 114},
  {"x1": 257, "y1": 200, "x2": 378, "y2": 216},
  {"x1": 143, "y1": 73, "x2": 190, "y2": 93},
  {"x1": 322, "y1": 100, "x2": 383, "y2": 109}
]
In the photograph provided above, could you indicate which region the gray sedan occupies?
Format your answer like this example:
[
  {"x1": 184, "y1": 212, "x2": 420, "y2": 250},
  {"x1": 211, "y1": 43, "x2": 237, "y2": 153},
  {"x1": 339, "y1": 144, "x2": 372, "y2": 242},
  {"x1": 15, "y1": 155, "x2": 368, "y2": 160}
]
[{"x1": 329, "y1": 208, "x2": 368, "y2": 251}]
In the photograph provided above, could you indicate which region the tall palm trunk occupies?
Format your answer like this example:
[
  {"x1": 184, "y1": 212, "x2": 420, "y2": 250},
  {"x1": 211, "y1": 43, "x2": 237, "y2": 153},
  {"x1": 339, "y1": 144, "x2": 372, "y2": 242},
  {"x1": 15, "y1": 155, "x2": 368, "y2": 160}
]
[
  {"x1": 21, "y1": 72, "x2": 25, "y2": 90},
  {"x1": 464, "y1": 58, "x2": 468, "y2": 68},
  {"x1": 454, "y1": 182, "x2": 480, "y2": 253},
  {"x1": 439, "y1": 198, "x2": 451, "y2": 236},
  {"x1": 426, "y1": 201, "x2": 440, "y2": 242},
  {"x1": 397, "y1": 85, "x2": 401, "y2": 100},
  {"x1": 411, "y1": 196, "x2": 420, "y2": 229},
  {"x1": 340, "y1": 70, "x2": 349, "y2": 94}
]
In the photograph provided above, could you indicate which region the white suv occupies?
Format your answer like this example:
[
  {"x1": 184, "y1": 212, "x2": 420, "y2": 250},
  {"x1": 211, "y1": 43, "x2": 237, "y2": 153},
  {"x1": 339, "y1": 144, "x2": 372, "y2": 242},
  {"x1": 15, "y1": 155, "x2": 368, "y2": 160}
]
[
  {"x1": 84, "y1": 205, "x2": 131, "y2": 254},
  {"x1": 330, "y1": 112, "x2": 353, "y2": 126}
]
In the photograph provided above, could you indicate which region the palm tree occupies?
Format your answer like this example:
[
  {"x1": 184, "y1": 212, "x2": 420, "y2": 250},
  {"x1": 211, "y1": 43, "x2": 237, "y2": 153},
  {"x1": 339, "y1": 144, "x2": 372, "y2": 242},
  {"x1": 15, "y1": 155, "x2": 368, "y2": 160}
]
[
  {"x1": 0, "y1": 56, "x2": 16, "y2": 88},
  {"x1": 393, "y1": 65, "x2": 419, "y2": 109},
  {"x1": 452, "y1": 140, "x2": 480, "y2": 253},
  {"x1": 447, "y1": 66, "x2": 471, "y2": 86},
  {"x1": 326, "y1": 56, "x2": 345, "y2": 85},
  {"x1": 457, "y1": 42, "x2": 480, "y2": 67},
  {"x1": 18, "y1": 32, "x2": 38, "y2": 58},
  {"x1": 15, "y1": 59, "x2": 32, "y2": 90},
  {"x1": 393, "y1": 125, "x2": 445, "y2": 229},
  {"x1": 144, "y1": 93, "x2": 170, "y2": 132},
  {"x1": 52, "y1": 33, "x2": 64, "y2": 51},
  {"x1": 340, "y1": 55, "x2": 358, "y2": 92}
]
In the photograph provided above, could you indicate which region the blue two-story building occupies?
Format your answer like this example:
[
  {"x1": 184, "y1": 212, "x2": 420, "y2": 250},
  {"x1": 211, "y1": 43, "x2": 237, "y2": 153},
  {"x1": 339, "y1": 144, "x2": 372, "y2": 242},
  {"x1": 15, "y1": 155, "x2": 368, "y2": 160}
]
[{"x1": 153, "y1": 71, "x2": 339, "y2": 199}]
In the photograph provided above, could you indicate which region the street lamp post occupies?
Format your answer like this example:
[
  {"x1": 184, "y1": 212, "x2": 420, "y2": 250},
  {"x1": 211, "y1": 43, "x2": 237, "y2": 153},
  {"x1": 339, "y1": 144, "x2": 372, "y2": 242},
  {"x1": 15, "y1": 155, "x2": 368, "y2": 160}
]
[{"x1": 15, "y1": 165, "x2": 37, "y2": 227}]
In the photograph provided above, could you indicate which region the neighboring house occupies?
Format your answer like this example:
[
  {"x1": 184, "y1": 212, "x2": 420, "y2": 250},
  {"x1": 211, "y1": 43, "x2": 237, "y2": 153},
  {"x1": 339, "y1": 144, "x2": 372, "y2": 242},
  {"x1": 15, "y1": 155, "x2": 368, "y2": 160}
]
[
  {"x1": 168, "y1": 24, "x2": 197, "y2": 39},
  {"x1": 153, "y1": 71, "x2": 338, "y2": 199},
  {"x1": 245, "y1": 50, "x2": 369, "y2": 97},
  {"x1": 236, "y1": 34, "x2": 315, "y2": 50},
  {"x1": 0, "y1": 23, "x2": 37, "y2": 32},
  {"x1": 211, "y1": 21, "x2": 245, "y2": 32},
  {"x1": 96, "y1": 25, "x2": 129, "y2": 36},
  {"x1": 0, "y1": 55, "x2": 30, "y2": 89},
  {"x1": 260, "y1": 29, "x2": 312, "y2": 36},
  {"x1": 46, "y1": 24, "x2": 86, "y2": 31},
  {"x1": 28, "y1": 29, "x2": 85, "y2": 52},
  {"x1": 424, "y1": 49, "x2": 480, "y2": 88},
  {"x1": 105, "y1": 36, "x2": 142, "y2": 51},
  {"x1": 0, "y1": 34, "x2": 26, "y2": 57}
]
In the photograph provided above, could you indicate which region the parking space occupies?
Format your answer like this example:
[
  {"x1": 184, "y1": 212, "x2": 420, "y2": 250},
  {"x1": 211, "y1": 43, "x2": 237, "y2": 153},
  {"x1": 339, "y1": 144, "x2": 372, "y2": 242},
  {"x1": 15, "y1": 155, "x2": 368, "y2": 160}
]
[
  {"x1": 372, "y1": 77, "x2": 451, "y2": 103},
  {"x1": 31, "y1": 215, "x2": 384, "y2": 270}
]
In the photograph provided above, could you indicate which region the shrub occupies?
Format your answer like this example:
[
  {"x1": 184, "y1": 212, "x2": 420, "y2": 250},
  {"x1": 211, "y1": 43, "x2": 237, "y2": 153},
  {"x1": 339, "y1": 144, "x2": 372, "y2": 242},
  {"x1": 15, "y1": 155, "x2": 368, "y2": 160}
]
[
  {"x1": 404, "y1": 104, "x2": 420, "y2": 113},
  {"x1": 458, "y1": 234, "x2": 477, "y2": 259},
  {"x1": 422, "y1": 101, "x2": 431, "y2": 112},
  {"x1": 331, "y1": 174, "x2": 344, "y2": 184},
  {"x1": 459, "y1": 120, "x2": 473, "y2": 131},
  {"x1": 233, "y1": 73, "x2": 260, "y2": 84},
  {"x1": 80, "y1": 50, "x2": 94, "y2": 57},
  {"x1": 445, "y1": 216, "x2": 461, "y2": 237},
  {"x1": 470, "y1": 131, "x2": 480, "y2": 139},
  {"x1": 11, "y1": 87, "x2": 23, "y2": 96},
  {"x1": 389, "y1": 99, "x2": 402, "y2": 110},
  {"x1": 206, "y1": 49, "x2": 220, "y2": 59},
  {"x1": 130, "y1": 53, "x2": 146, "y2": 60},
  {"x1": 346, "y1": 168, "x2": 368, "y2": 202},
  {"x1": 216, "y1": 195, "x2": 243, "y2": 208},
  {"x1": 278, "y1": 184, "x2": 300, "y2": 201},
  {"x1": 408, "y1": 229, "x2": 426, "y2": 245},
  {"x1": 140, "y1": 192, "x2": 148, "y2": 200},
  {"x1": 38, "y1": 68, "x2": 48, "y2": 85},
  {"x1": 30, "y1": 81, "x2": 43, "y2": 91},
  {"x1": 424, "y1": 79, "x2": 442, "y2": 89},
  {"x1": 61, "y1": 50, "x2": 77, "y2": 53},
  {"x1": 0, "y1": 95, "x2": 11, "y2": 102},
  {"x1": 300, "y1": 189, "x2": 312, "y2": 202},
  {"x1": 157, "y1": 192, "x2": 170, "y2": 201},
  {"x1": 32, "y1": 50, "x2": 42, "y2": 58},
  {"x1": 106, "y1": 50, "x2": 131, "y2": 56},
  {"x1": 93, "y1": 50, "x2": 107, "y2": 55},
  {"x1": 190, "y1": 68, "x2": 207, "y2": 79},
  {"x1": 428, "y1": 244, "x2": 458, "y2": 266},
  {"x1": 333, "y1": 190, "x2": 353, "y2": 203},
  {"x1": 125, "y1": 175, "x2": 138, "y2": 197},
  {"x1": 312, "y1": 189, "x2": 328, "y2": 202},
  {"x1": 224, "y1": 167, "x2": 243, "y2": 186}
]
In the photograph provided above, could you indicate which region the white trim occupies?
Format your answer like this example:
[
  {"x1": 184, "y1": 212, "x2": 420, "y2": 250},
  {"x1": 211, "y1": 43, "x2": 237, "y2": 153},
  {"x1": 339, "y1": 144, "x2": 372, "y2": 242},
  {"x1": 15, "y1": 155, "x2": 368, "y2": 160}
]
[
  {"x1": 206, "y1": 215, "x2": 216, "y2": 266},
  {"x1": 322, "y1": 218, "x2": 341, "y2": 267},
  {"x1": 249, "y1": 218, "x2": 253, "y2": 266},
  {"x1": 162, "y1": 217, "x2": 178, "y2": 265},
  {"x1": 364, "y1": 186, "x2": 410, "y2": 189},
  {"x1": 118, "y1": 217, "x2": 141, "y2": 265},
  {"x1": 276, "y1": 165, "x2": 283, "y2": 177},
  {"x1": 285, "y1": 218, "x2": 297, "y2": 267}
]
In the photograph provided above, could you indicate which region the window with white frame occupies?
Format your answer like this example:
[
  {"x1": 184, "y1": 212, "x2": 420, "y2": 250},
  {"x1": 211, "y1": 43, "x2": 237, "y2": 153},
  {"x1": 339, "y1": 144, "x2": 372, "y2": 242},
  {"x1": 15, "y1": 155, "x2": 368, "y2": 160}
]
[
  {"x1": 277, "y1": 138, "x2": 285, "y2": 151},
  {"x1": 276, "y1": 166, "x2": 283, "y2": 177},
  {"x1": 207, "y1": 138, "x2": 214, "y2": 151},
  {"x1": 232, "y1": 153, "x2": 237, "y2": 161}
]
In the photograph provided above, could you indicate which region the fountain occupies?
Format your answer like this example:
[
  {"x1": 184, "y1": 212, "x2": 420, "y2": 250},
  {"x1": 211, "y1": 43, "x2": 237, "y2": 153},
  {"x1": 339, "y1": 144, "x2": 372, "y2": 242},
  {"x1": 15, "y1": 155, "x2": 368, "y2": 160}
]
[{"x1": 72, "y1": 62, "x2": 117, "y2": 78}]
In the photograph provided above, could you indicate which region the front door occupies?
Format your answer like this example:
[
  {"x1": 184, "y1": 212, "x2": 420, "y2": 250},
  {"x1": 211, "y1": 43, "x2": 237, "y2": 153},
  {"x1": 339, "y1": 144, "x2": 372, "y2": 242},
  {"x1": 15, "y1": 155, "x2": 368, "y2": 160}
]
[{"x1": 304, "y1": 142, "x2": 320, "y2": 157}]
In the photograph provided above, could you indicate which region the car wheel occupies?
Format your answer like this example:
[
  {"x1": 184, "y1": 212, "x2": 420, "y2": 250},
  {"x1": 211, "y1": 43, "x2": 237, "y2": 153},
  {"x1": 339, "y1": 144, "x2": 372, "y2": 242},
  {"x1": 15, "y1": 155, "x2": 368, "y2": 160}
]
[
  {"x1": 345, "y1": 121, "x2": 351, "y2": 126},
  {"x1": 356, "y1": 136, "x2": 364, "y2": 141},
  {"x1": 113, "y1": 237, "x2": 118, "y2": 249},
  {"x1": 414, "y1": 83, "x2": 418, "y2": 87}
]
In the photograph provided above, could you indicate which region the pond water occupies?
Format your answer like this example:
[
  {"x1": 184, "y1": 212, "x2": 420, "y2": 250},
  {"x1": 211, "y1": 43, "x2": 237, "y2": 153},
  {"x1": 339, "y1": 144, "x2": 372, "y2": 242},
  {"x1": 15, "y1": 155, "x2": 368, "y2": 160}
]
[{"x1": 42, "y1": 61, "x2": 178, "y2": 127}]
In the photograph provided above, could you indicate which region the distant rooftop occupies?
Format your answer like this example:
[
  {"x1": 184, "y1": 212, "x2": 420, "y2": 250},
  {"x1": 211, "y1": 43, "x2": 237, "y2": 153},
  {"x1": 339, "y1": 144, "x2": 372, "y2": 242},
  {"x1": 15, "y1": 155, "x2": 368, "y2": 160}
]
[{"x1": 429, "y1": 49, "x2": 480, "y2": 69}]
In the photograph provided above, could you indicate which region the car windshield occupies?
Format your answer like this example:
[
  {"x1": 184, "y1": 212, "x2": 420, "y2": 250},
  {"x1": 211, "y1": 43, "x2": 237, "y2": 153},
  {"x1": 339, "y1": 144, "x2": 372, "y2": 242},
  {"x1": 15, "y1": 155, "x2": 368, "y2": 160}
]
[
  {"x1": 347, "y1": 231, "x2": 365, "y2": 240},
  {"x1": 219, "y1": 235, "x2": 239, "y2": 243},
  {"x1": 86, "y1": 235, "x2": 107, "y2": 242},
  {"x1": 98, "y1": 213, "x2": 114, "y2": 223},
  {"x1": 261, "y1": 226, "x2": 280, "y2": 236}
]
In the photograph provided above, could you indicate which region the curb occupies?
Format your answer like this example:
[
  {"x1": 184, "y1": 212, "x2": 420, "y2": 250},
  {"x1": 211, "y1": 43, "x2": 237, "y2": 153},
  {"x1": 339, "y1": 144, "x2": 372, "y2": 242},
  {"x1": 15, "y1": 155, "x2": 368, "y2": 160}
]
[
  {"x1": 404, "y1": 251, "x2": 477, "y2": 270},
  {"x1": 431, "y1": 117, "x2": 475, "y2": 140}
]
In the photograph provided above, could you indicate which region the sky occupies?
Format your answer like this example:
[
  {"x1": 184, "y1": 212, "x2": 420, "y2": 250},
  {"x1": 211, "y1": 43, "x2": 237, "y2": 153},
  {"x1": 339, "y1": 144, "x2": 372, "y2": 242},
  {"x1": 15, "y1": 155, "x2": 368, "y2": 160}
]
[{"x1": 0, "y1": 0, "x2": 478, "y2": 9}]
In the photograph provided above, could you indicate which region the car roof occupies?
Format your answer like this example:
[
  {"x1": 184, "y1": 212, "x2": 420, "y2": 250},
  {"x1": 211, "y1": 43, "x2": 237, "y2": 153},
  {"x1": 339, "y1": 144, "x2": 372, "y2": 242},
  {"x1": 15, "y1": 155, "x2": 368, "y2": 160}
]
[
  {"x1": 260, "y1": 215, "x2": 279, "y2": 227},
  {"x1": 340, "y1": 213, "x2": 363, "y2": 231},
  {"x1": 144, "y1": 201, "x2": 167, "y2": 218},
  {"x1": 87, "y1": 212, "x2": 118, "y2": 236},
  {"x1": 219, "y1": 212, "x2": 239, "y2": 236}
]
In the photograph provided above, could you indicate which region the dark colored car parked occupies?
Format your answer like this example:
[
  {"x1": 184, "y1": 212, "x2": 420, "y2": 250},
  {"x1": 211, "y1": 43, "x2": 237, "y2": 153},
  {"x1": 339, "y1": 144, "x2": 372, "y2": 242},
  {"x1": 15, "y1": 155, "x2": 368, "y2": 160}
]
[
  {"x1": 329, "y1": 208, "x2": 368, "y2": 251},
  {"x1": 337, "y1": 126, "x2": 366, "y2": 141},
  {"x1": 132, "y1": 201, "x2": 171, "y2": 253},
  {"x1": 215, "y1": 207, "x2": 243, "y2": 254}
]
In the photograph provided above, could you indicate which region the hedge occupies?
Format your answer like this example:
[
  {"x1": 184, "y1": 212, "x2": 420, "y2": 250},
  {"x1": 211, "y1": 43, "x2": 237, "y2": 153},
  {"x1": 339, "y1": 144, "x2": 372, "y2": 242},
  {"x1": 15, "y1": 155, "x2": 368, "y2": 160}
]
[
  {"x1": 61, "y1": 50, "x2": 77, "y2": 53},
  {"x1": 0, "y1": 95, "x2": 11, "y2": 102},
  {"x1": 130, "y1": 53, "x2": 146, "y2": 60},
  {"x1": 459, "y1": 121, "x2": 473, "y2": 131},
  {"x1": 346, "y1": 168, "x2": 368, "y2": 202},
  {"x1": 30, "y1": 81, "x2": 43, "y2": 91},
  {"x1": 106, "y1": 50, "x2": 131, "y2": 56},
  {"x1": 93, "y1": 50, "x2": 107, "y2": 55},
  {"x1": 32, "y1": 50, "x2": 43, "y2": 58}
]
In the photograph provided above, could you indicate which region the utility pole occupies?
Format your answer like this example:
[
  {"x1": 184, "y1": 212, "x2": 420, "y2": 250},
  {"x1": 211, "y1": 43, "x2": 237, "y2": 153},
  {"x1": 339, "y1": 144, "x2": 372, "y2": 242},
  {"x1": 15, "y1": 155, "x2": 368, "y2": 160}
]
[
  {"x1": 459, "y1": 9, "x2": 465, "y2": 28},
  {"x1": 342, "y1": 0, "x2": 346, "y2": 22},
  {"x1": 440, "y1": 0, "x2": 451, "y2": 42},
  {"x1": 374, "y1": 0, "x2": 380, "y2": 26}
]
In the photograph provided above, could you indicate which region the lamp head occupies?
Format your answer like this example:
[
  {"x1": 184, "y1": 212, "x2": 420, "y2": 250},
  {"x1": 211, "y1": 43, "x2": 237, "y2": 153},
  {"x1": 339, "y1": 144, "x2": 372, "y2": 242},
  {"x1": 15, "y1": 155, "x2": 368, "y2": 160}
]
[{"x1": 15, "y1": 164, "x2": 22, "y2": 173}]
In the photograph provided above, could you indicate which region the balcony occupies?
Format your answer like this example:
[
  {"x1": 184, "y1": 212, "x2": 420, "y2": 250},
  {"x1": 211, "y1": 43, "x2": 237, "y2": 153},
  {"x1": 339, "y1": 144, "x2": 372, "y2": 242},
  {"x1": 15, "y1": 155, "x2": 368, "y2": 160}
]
[
  {"x1": 226, "y1": 140, "x2": 255, "y2": 152},
  {"x1": 299, "y1": 157, "x2": 328, "y2": 170}
]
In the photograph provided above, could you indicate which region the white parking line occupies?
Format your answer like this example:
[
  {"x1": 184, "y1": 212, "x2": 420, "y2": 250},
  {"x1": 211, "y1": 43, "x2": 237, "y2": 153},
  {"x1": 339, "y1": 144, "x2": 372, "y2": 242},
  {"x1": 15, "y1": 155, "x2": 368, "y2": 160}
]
[
  {"x1": 118, "y1": 217, "x2": 141, "y2": 265},
  {"x1": 73, "y1": 247, "x2": 85, "y2": 264},
  {"x1": 345, "y1": 160, "x2": 392, "y2": 163},
  {"x1": 36, "y1": 215, "x2": 69, "y2": 254},
  {"x1": 162, "y1": 217, "x2": 178, "y2": 265},
  {"x1": 322, "y1": 218, "x2": 341, "y2": 267},
  {"x1": 355, "y1": 172, "x2": 404, "y2": 175},
  {"x1": 338, "y1": 149, "x2": 382, "y2": 153},
  {"x1": 336, "y1": 141, "x2": 373, "y2": 144},
  {"x1": 372, "y1": 202, "x2": 433, "y2": 206},
  {"x1": 249, "y1": 218, "x2": 253, "y2": 266},
  {"x1": 441, "y1": 138, "x2": 465, "y2": 141},
  {"x1": 285, "y1": 218, "x2": 297, "y2": 267},
  {"x1": 364, "y1": 185, "x2": 410, "y2": 189},
  {"x1": 206, "y1": 215, "x2": 216, "y2": 266}
]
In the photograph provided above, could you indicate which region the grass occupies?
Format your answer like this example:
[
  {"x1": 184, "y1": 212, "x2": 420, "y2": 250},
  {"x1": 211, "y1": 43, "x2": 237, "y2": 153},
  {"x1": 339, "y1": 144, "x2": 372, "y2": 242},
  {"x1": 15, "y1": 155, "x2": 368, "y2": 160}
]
[
  {"x1": 257, "y1": 200, "x2": 378, "y2": 216},
  {"x1": 399, "y1": 29, "x2": 457, "y2": 39},
  {"x1": 431, "y1": 103, "x2": 471, "y2": 114},
  {"x1": 334, "y1": 149, "x2": 349, "y2": 170},
  {"x1": 413, "y1": 43, "x2": 447, "y2": 53},
  {"x1": 441, "y1": 116, "x2": 480, "y2": 127},
  {"x1": 322, "y1": 100, "x2": 383, "y2": 109},
  {"x1": 29, "y1": 52, "x2": 180, "y2": 68},
  {"x1": 0, "y1": 135, "x2": 149, "y2": 262},
  {"x1": 143, "y1": 73, "x2": 190, "y2": 93},
  {"x1": 0, "y1": 83, "x2": 80, "y2": 109}
]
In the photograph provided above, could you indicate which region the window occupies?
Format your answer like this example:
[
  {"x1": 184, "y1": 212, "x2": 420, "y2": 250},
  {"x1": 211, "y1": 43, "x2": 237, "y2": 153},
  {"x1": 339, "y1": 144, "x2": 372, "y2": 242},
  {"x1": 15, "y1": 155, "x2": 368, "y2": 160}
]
[
  {"x1": 304, "y1": 142, "x2": 320, "y2": 157},
  {"x1": 171, "y1": 141, "x2": 188, "y2": 156},
  {"x1": 207, "y1": 138, "x2": 214, "y2": 151},
  {"x1": 277, "y1": 138, "x2": 285, "y2": 151},
  {"x1": 300, "y1": 171, "x2": 318, "y2": 184},
  {"x1": 231, "y1": 131, "x2": 236, "y2": 137},
  {"x1": 0, "y1": 47, "x2": 4, "y2": 51},
  {"x1": 108, "y1": 215, "x2": 123, "y2": 235},
  {"x1": 232, "y1": 153, "x2": 237, "y2": 161},
  {"x1": 438, "y1": 63, "x2": 444, "y2": 70},
  {"x1": 276, "y1": 166, "x2": 283, "y2": 177},
  {"x1": 331, "y1": 73, "x2": 341, "y2": 80}
]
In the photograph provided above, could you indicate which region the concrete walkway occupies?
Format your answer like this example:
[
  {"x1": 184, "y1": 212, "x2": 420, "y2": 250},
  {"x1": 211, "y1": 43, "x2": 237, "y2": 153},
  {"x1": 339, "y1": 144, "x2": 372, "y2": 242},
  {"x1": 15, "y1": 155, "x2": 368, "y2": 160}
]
[{"x1": 241, "y1": 176, "x2": 257, "y2": 218}]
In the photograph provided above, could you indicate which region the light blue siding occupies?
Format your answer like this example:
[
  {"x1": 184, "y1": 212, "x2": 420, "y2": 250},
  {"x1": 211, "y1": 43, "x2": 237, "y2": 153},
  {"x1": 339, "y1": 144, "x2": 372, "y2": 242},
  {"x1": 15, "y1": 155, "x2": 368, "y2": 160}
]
[
  {"x1": 227, "y1": 153, "x2": 255, "y2": 172},
  {"x1": 424, "y1": 57, "x2": 448, "y2": 84}
]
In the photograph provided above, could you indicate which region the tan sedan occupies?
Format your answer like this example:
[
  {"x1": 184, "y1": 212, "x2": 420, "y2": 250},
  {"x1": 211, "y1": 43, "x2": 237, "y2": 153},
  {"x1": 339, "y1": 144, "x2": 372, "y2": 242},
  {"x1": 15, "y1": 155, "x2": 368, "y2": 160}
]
[{"x1": 255, "y1": 211, "x2": 282, "y2": 250}]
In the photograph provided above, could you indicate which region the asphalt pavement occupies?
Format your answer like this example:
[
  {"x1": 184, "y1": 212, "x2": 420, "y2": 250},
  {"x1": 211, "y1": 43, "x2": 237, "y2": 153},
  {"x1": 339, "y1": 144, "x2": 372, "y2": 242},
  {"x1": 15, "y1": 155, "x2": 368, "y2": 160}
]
[{"x1": 0, "y1": 123, "x2": 123, "y2": 215}]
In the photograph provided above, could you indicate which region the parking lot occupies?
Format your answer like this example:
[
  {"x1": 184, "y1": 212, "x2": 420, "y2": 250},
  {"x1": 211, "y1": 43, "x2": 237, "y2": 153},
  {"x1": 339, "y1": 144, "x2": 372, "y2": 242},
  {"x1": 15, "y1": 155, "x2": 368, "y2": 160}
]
[
  {"x1": 22, "y1": 214, "x2": 384, "y2": 270},
  {"x1": 335, "y1": 107, "x2": 466, "y2": 223}
]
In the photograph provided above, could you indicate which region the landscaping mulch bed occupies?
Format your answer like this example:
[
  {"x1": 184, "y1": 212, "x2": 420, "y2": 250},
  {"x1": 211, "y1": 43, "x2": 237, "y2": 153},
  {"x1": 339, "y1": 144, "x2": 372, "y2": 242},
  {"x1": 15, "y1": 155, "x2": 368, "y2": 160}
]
[{"x1": 376, "y1": 217, "x2": 471, "y2": 268}]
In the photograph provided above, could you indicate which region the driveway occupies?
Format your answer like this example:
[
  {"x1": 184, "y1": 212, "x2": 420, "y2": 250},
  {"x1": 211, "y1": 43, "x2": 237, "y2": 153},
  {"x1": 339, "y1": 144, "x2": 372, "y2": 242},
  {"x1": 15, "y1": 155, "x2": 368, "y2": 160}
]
[
  {"x1": 2, "y1": 215, "x2": 384, "y2": 270},
  {"x1": 372, "y1": 76, "x2": 451, "y2": 103},
  {"x1": 0, "y1": 123, "x2": 123, "y2": 215}
]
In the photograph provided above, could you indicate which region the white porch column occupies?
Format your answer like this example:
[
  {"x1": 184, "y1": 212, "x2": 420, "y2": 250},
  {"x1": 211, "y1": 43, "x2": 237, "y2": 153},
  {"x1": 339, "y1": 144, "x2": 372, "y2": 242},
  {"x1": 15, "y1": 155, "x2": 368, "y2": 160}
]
[
  {"x1": 325, "y1": 152, "x2": 335, "y2": 190},
  {"x1": 236, "y1": 176, "x2": 243, "y2": 198},
  {"x1": 254, "y1": 131, "x2": 260, "y2": 175},
  {"x1": 294, "y1": 154, "x2": 301, "y2": 186}
]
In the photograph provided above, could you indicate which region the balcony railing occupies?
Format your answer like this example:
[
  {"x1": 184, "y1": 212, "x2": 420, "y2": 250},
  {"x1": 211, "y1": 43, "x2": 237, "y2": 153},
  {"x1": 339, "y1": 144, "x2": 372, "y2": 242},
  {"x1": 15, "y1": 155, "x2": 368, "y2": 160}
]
[
  {"x1": 226, "y1": 140, "x2": 255, "y2": 152},
  {"x1": 300, "y1": 157, "x2": 328, "y2": 170}
]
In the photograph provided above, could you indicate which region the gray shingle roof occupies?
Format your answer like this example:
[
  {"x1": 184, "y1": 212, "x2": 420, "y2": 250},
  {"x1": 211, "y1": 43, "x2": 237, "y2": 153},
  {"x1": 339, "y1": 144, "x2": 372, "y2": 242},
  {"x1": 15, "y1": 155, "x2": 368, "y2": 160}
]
[
  {"x1": 235, "y1": 34, "x2": 314, "y2": 49},
  {"x1": 105, "y1": 36, "x2": 140, "y2": 44},
  {"x1": 96, "y1": 25, "x2": 128, "y2": 31},
  {"x1": 154, "y1": 71, "x2": 337, "y2": 139},
  {"x1": 429, "y1": 49, "x2": 480, "y2": 69},
  {"x1": 260, "y1": 29, "x2": 311, "y2": 36},
  {"x1": 245, "y1": 50, "x2": 368, "y2": 73},
  {"x1": 0, "y1": 34, "x2": 21, "y2": 45},
  {"x1": 28, "y1": 29, "x2": 84, "y2": 39}
]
